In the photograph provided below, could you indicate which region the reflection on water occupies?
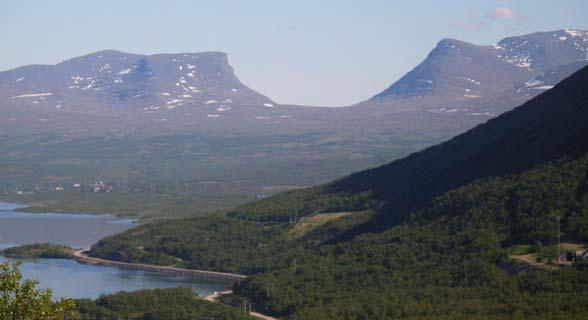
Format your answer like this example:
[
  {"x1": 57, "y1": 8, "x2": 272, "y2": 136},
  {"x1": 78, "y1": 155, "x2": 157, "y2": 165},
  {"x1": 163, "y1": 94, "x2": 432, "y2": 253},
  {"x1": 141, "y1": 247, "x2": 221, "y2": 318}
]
[
  {"x1": 0, "y1": 203, "x2": 232, "y2": 299},
  {"x1": 1, "y1": 256, "x2": 230, "y2": 299}
]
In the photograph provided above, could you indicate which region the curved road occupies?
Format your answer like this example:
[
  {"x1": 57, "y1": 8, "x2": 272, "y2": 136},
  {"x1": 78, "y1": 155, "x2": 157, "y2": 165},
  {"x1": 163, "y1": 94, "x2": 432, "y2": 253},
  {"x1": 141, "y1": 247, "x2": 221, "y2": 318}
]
[
  {"x1": 74, "y1": 250, "x2": 278, "y2": 319},
  {"x1": 204, "y1": 291, "x2": 278, "y2": 320},
  {"x1": 73, "y1": 250, "x2": 247, "y2": 281}
]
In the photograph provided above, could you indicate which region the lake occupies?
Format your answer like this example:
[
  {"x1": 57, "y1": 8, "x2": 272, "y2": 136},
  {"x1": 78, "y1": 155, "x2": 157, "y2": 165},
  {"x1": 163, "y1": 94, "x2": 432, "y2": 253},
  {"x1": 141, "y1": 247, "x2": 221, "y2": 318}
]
[{"x1": 0, "y1": 202, "x2": 231, "y2": 299}]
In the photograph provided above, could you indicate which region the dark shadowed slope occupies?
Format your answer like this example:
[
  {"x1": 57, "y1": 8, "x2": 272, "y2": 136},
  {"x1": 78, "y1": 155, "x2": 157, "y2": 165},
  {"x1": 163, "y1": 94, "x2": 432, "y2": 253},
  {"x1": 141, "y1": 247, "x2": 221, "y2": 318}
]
[
  {"x1": 233, "y1": 66, "x2": 588, "y2": 231},
  {"x1": 338, "y1": 65, "x2": 588, "y2": 226}
]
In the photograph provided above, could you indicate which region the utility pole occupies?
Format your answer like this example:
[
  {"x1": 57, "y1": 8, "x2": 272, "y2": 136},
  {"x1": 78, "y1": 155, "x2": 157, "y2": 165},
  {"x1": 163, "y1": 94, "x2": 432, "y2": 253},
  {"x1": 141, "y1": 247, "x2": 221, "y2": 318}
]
[
  {"x1": 243, "y1": 299, "x2": 254, "y2": 317},
  {"x1": 557, "y1": 215, "x2": 561, "y2": 264}
]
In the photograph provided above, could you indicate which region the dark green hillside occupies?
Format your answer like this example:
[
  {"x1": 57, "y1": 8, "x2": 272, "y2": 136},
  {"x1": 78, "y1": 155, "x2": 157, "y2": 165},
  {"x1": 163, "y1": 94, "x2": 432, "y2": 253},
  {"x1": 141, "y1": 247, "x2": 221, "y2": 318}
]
[
  {"x1": 235, "y1": 155, "x2": 588, "y2": 319},
  {"x1": 90, "y1": 210, "x2": 372, "y2": 274},
  {"x1": 92, "y1": 154, "x2": 588, "y2": 319},
  {"x1": 228, "y1": 186, "x2": 375, "y2": 221},
  {"x1": 1, "y1": 243, "x2": 73, "y2": 259},
  {"x1": 89, "y1": 154, "x2": 588, "y2": 318},
  {"x1": 232, "y1": 66, "x2": 588, "y2": 229},
  {"x1": 90, "y1": 215, "x2": 301, "y2": 274},
  {"x1": 89, "y1": 67, "x2": 588, "y2": 319},
  {"x1": 76, "y1": 288, "x2": 248, "y2": 320}
]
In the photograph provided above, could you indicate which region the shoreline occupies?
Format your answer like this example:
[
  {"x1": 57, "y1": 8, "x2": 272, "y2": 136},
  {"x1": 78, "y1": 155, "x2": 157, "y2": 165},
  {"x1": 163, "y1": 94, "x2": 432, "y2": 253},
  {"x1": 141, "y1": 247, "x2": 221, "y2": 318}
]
[
  {"x1": 73, "y1": 250, "x2": 248, "y2": 282},
  {"x1": 0, "y1": 201, "x2": 139, "y2": 222}
]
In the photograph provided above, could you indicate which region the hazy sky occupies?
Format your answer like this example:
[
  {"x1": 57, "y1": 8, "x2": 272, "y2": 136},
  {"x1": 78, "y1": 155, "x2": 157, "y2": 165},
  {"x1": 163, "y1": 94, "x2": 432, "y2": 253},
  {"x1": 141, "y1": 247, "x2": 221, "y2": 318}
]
[{"x1": 1, "y1": 0, "x2": 587, "y2": 106}]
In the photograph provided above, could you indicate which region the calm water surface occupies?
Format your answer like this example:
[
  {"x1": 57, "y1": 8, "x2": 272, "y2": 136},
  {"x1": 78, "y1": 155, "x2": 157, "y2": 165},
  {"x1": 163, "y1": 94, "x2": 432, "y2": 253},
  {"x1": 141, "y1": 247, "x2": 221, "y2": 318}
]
[
  {"x1": 0, "y1": 202, "x2": 231, "y2": 299},
  {"x1": 0, "y1": 202, "x2": 135, "y2": 248}
]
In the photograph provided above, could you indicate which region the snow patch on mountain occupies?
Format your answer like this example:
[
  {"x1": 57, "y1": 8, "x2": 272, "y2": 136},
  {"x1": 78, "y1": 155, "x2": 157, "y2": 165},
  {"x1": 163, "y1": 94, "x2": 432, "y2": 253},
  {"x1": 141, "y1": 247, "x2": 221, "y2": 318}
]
[
  {"x1": 525, "y1": 78, "x2": 544, "y2": 87},
  {"x1": 532, "y1": 85, "x2": 554, "y2": 90},
  {"x1": 12, "y1": 93, "x2": 53, "y2": 99},
  {"x1": 117, "y1": 68, "x2": 132, "y2": 75},
  {"x1": 565, "y1": 29, "x2": 586, "y2": 38}
]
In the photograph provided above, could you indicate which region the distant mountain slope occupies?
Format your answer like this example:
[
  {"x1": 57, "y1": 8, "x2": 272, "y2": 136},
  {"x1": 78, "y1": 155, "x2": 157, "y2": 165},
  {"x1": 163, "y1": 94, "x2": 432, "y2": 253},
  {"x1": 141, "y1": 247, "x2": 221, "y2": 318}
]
[
  {"x1": 363, "y1": 29, "x2": 588, "y2": 114},
  {"x1": 345, "y1": 65, "x2": 588, "y2": 225},
  {"x1": 233, "y1": 66, "x2": 588, "y2": 227},
  {"x1": 2, "y1": 30, "x2": 586, "y2": 221},
  {"x1": 0, "y1": 50, "x2": 274, "y2": 112},
  {"x1": 372, "y1": 38, "x2": 531, "y2": 100},
  {"x1": 512, "y1": 61, "x2": 588, "y2": 96}
]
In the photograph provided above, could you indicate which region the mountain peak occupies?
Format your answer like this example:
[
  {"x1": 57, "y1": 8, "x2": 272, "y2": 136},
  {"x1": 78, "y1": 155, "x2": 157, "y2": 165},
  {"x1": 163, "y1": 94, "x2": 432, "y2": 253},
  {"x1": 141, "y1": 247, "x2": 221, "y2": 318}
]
[
  {"x1": 367, "y1": 29, "x2": 588, "y2": 106},
  {"x1": 436, "y1": 38, "x2": 474, "y2": 48},
  {"x1": 59, "y1": 50, "x2": 142, "y2": 65}
]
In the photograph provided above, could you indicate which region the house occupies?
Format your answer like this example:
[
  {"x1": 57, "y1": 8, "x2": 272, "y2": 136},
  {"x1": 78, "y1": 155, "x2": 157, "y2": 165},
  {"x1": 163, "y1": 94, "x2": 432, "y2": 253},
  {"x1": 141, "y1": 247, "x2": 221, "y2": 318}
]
[
  {"x1": 92, "y1": 180, "x2": 113, "y2": 193},
  {"x1": 256, "y1": 193, "x2": 268, "y2": 200},
  {"x1": 559, "y1": 250, "x2": 588, "y2": 263}
]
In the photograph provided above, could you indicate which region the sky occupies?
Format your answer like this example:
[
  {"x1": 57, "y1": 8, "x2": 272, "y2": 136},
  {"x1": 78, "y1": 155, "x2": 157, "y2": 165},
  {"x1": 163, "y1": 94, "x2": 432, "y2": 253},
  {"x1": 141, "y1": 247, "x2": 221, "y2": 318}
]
[{"x1": 1, "y1": 0, "x2": 587, "y2": 106}]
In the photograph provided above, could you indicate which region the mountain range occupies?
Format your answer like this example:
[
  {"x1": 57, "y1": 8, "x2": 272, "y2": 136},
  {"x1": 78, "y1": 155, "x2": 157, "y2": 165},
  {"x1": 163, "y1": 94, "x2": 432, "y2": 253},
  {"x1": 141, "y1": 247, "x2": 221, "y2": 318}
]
[
  {"x1": 1, "y1": 29, "x2": 587, "y2": 119},
  {"x1": 1, "y1": 29, "x2": 587, "y2": 217}
]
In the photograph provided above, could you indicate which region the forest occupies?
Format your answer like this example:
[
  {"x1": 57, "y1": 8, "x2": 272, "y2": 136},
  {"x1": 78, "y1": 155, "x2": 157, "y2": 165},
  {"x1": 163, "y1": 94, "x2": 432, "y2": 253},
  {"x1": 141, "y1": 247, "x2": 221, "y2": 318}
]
[
  {"x1": 86, "y1": 66, "x2": 588, "y2": 318},
  {"x1": 91, "y1": 155, "x2": 588, "y2": 319},
  {"x1": 232, "y1": 155, "x2": 588, "y2": 319},
  {"x1": 76, "y1": 288, "x2": 248, "y2": 320},
  {"x1": 1, "y1": 243, "x2": 74, "y2": 259}
]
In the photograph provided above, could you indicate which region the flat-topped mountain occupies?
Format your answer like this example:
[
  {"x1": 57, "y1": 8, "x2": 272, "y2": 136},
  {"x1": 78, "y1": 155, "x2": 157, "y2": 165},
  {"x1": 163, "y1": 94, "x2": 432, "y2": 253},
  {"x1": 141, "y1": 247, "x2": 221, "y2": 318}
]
[
  {"x1": 0, "y1": 50, "x2": 274, "y2": 113},
  {"x1": 3, "y1": 29, "x2": 586, "y2": 120}
]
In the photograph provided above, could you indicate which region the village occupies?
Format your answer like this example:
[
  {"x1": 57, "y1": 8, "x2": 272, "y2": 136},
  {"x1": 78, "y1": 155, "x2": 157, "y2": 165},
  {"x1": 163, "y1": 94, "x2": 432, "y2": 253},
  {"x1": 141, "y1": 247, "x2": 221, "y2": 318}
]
[{"x1": 9, "y1": 180, "x2": 115, "y2": 196}]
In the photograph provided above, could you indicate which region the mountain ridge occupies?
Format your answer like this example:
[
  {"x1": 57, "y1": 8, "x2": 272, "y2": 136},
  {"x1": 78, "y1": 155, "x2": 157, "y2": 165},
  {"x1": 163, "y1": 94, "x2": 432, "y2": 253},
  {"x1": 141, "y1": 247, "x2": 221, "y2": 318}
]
[
  {"x1": 0, "y1": 49, "x2": 274, "y2": 113},
  {"x1": 364, "y1": 29, "x2": 588, "y2": 113},
  {"x1": 337, "y1": 64, "x2": 588, "y2": 230}
]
